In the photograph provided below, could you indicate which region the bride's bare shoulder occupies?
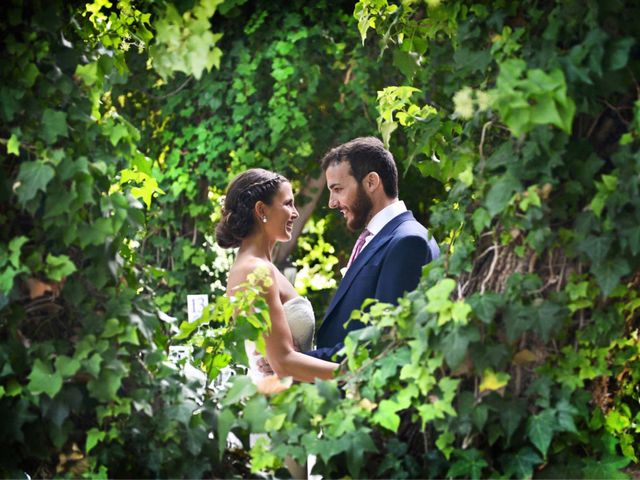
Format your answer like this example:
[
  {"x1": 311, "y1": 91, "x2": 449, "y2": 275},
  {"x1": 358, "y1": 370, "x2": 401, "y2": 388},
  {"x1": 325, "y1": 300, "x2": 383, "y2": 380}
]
[{"x1": 226, "y1": 256, "x2": 277, "y2": 293}]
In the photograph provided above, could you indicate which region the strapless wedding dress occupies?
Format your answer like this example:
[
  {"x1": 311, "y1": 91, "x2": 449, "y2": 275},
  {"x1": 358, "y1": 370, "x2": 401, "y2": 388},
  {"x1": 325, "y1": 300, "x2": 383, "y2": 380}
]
[{"x1": 245, "y1": 296, "x2": 315, "y2": 381}]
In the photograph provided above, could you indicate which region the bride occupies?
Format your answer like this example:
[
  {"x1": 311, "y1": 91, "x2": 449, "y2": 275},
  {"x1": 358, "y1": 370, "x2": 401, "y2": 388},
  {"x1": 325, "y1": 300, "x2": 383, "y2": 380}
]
[{"x1": 216, "y1": 168, "x2": 338, "y2": 383}]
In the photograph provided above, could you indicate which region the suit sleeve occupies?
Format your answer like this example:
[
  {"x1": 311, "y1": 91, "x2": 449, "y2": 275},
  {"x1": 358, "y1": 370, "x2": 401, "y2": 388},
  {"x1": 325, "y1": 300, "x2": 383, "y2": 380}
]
[
  {"x1": 375, "y1": 234, "x2": 432, "y2": 304},
  {"x1": 304, "y1": 343, "x2": 344, "y2": 362}
]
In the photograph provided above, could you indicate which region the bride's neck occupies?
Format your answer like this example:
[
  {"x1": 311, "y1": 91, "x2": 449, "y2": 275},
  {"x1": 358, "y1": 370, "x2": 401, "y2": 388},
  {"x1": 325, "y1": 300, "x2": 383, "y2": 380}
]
[{"x1": 238, "y1": 233, "x2": 274, "y2": 261}]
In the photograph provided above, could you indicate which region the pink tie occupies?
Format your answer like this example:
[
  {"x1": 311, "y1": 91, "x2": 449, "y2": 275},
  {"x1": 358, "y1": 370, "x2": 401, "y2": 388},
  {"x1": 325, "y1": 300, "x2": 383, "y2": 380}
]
[{"x1": 347, "y1": 228, "x2": 371, "y2": 268}]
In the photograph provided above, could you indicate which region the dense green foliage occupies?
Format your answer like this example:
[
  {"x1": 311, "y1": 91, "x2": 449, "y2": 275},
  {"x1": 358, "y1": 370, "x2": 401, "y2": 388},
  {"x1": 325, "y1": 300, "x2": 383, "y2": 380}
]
[
  {"x1": 192, "y1": 1, "x2": 640, "y2": 478},
  {"x1": 0, "y1": 0, "x2": 234, "y2": 477},
  {"x1": 1, "y1": 0, "x2": 639, "y2": 478}
]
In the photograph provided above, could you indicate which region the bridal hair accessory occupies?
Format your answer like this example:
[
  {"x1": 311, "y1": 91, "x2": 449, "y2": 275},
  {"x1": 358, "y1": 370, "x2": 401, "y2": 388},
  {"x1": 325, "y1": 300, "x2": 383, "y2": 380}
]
[{"x1": 217, "y1": 195, "x2": 226, "y2": 207}]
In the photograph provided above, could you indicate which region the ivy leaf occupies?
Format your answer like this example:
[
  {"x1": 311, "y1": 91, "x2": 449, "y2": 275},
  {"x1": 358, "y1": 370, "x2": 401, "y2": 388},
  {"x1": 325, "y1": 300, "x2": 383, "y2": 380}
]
[
  {"x1": 87, "y1": 368, "x2": 124, "y2": 402},
  {"x1": 78, "y1": 218, "x2": 114, "y2": 247},
  {"x1": 468, "y1": 292, "x2": 502, "y2": 324},
  {"x1": 346, "y1": 430, "x2": 377, "y2": 478},
  {"x1": 27, "y1": 359, "x2": 63, "y2": 398},
  {"x1": 75, "y1": 62, "x2": 99, "y2": 86},
  {"x1": 472, "y1": 207, "x2": 491, "y2": 234},
  {"x1": 447, "y1": 448, "x2": 488, "y2": 480},
  {"x1": 16, "y1": 160, "x2": 55, "y2": 204},
  {"x1": 533, "y1": 301, "x2": 564, "y2": 342},
  {"x1": 527, "y1": 409, "x2": 556, "y2": 457},
  {"x1": 7, "y1": 133, "x2": 20, "y2": 155},
  {"x1": 501, "y1": 447, "x2": 542, "y2": 479},
  {"x1": 221, "y1": 375, "x2": 256, "y2": 406},
  {"x1": 55, "y1": 355, "x2": 81, "y2": 378},
  {"x1": 607, "y1": 37, "x2": 635, "y2": 70},
  {"x1": 581, "y1": 455, "x2": 630, "y2": 479},
  {"x1": 485, "y1": 174, "x2": 521, "y2": 216},
  {"x1": 479, "y1": 369, "x2": 510, "y2": 392},
  {"x1": 578, "y1": 235, "x2": 612, "y2": 265},
  {"x1": 372, "y1": 399, "x2": 401, "y2": 432},
  {"x1": 555, "y1": 399, "x2": 579, "y2": 433},
  {"x1": 86, "y1": 428, "x2": 106, "y2": 454},
  {"x1": 441, "y1": 327, "x2": 475, "y2": 369},
  {"x1": 217, "y1": 408, "x2": 236, "y2": 459},
  {"x1": 500, "y1": 399, "x2": 526, "y2": 445},
  {"x1": 45, "y1": 253, "x2": 76, "y2": 281},
  {"x1": 40, "y1": 109, "x2": 68, "y2": 144},
  {"x1": 592, "y1": 258, "x2": 630, "y2": 296}
]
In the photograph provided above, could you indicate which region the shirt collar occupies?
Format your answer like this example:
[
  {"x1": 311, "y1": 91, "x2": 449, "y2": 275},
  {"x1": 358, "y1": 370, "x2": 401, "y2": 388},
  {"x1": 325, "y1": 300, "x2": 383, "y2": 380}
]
[{"x1": 366, "y1": 200, "x2": 407, "y2": 236}]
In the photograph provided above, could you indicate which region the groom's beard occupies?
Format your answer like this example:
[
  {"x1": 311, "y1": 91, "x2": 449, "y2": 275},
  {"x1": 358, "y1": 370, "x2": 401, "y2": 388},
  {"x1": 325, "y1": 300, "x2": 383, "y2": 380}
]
[{"x1": 347, "y1": 184, "x2": 373, "y2": 231}]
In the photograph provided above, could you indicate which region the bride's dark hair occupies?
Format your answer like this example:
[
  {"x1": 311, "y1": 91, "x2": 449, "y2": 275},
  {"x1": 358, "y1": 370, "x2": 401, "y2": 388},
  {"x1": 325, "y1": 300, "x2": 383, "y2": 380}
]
[{"x1": 216, "y1": 168, "x2": 288, "y2": 248}]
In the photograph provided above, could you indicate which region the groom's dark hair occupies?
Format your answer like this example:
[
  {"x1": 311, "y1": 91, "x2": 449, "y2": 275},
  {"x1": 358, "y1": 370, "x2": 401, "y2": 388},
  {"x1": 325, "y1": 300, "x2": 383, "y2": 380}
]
[{"x1": 320, "y1": 136, "x2": 399, "y2": 198}]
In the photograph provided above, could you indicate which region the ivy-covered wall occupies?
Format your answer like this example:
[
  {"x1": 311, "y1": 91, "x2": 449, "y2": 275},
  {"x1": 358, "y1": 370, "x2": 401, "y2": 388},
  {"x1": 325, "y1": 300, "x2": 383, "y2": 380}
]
[{"x1": 1, "y1": 0, "x2": 639, "y2": 478}]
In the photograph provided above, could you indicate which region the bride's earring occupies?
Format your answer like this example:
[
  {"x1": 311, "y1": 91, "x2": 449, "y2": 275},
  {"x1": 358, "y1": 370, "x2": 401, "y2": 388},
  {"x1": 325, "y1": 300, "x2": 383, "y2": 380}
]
[{"x1": 262, "y1": 216, "x2": 267, "y2": 223}]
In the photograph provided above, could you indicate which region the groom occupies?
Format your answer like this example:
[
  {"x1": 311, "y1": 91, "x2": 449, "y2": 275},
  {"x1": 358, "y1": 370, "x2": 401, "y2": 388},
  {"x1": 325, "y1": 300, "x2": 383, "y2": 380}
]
[{"x1": 304, "y1": 136, "x2": 440, "y2": 361}]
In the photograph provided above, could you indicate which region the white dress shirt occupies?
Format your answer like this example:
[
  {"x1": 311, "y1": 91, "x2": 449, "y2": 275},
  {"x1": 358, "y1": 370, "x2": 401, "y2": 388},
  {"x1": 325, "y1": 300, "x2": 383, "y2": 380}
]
[
  {"x1": 341, "y1": 200, "x2": 407, "y2": 276},
  {"x1": 362, "y1": 200, "x2": 407, "y2": 249}
]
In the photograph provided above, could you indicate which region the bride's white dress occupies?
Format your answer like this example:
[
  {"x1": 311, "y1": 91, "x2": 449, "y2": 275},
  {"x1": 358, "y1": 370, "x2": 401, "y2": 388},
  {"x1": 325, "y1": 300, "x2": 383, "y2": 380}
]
[
  {"x1": 245, "y1": 296, "x2": 315, "y2": 381},
  {"x1": 244, "y1": 296, "x2": 320, "y2": 479}
]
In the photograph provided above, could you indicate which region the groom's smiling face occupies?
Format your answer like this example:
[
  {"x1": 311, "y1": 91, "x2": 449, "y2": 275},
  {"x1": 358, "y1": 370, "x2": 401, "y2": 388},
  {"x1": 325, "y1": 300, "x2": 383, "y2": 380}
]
[{"x1": 326, "y1": 161, "x2": 373, "y2": 231}]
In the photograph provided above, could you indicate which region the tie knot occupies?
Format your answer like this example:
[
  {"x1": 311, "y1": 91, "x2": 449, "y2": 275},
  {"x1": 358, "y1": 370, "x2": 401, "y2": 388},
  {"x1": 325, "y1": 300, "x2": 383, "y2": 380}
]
[
  {"x1": 357, "y1": 228, "x2": 371, "y2": 243},
  {"x1": 347, "y1": 229, "x2": 372, "y2": 269}
]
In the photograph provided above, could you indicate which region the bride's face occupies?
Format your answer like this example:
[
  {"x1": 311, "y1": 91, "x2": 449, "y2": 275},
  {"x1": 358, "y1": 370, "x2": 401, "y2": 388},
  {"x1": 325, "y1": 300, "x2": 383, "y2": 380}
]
[{"x1": 262, "y1": 182, "x2": 299, "y2": 242}]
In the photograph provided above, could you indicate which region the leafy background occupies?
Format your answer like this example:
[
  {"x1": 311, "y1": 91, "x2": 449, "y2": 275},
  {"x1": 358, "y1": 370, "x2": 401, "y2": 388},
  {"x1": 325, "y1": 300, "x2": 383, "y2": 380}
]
[{"x1": 1, "y1": 0, "x2": 639, "y2": 478}]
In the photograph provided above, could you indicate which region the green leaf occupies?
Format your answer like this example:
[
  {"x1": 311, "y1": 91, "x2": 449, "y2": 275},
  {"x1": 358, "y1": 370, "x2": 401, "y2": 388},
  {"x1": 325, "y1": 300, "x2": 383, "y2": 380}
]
[
  {"x1": 86, "y1": 428, "x2": 106, "y2": 454},
  {"x1": 78, "y1": 218, "x2": 114, "y2": 247},
  {"x1": 608, "y1": 37, "x2": 635, "y2": 70},
  {"x1": 533, "y1": 301, "x2": 564, "y2": 342},
  {"x1": 16, "y1": 160, "x2": 55, "y2": 203},
  {"x1": 436, "y1": 430, "x2": 455, "y2": 460},
  {"x1": 7, "y1": 133, "x2": 20, "y2": 155},
  {"x1": 472, "y1": 207, "x2": 491, "y2": 233},
  {"x1": 592, "y1": 258, "x2": 630, "y2": 296},
  {"x1": 217, "y1": 408, "x2": 235, "y2": 459},
  {"x1": 23, "y1": 63, "x2": 40, "y2": 87},
  {"x1": 578, "y1": 235, "x2": 612, "y2": 265},
  {"x1": 527, "y1": 409, "x2": 556, "y2": 457},
  {"x1": 581, "y1": 455, "x2": 630, "y2": 479},
  {"x1": 87, "y1": 368, "x2": 123, "y2": 402},
  {"x1": 222, "y1": 375, "x2": 256, "y2": 406},
  {"x1": 55, "y1": 355, "x2": 81, "y2": 378},
  {"x1": 447, "y1": 449, "x2": 488, "y2": 480},
  {"x1": 45, "y1": 254, "x2": 76, "y2": 281},
  {"x1": 40, "y1": 109, "x2": 68, "y2": 144},
  {"x1": 485, "y1": 174, "x2": 520, "y2": 216},
  {"x1": 75, "y1": 62, "x2": 99, "y2": 86},
  {"x1": 372, "y1": 399, "x2": 401, "y2": 432},
  {"x1": 28, "y1": 359, "x2": 63, "y2": 398},
  {"x1": 426, "y1": 278, "x2": 456, "y2": 312},
  {"x1": 500, "y1": 400, "x2": 526, "y2": 445},
  {"x1": 8, "y1": 236, "x2": 28, "y2": 268},
  {"x1": 501, "y1": 447, "x2": 542, "y2": 479},
  {"x1": 468, "y1": 292, "x2": 502, "y2": 324},
  {"x1": 441, "y1": 326, "x2": 479, "y2": 369}
]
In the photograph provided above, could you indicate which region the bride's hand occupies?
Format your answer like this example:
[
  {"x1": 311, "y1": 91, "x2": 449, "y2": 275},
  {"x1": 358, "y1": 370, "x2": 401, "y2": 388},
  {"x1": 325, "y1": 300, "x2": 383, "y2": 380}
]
[{"x1": 255, "y1": 375, "x2": 292, "y2": 395}]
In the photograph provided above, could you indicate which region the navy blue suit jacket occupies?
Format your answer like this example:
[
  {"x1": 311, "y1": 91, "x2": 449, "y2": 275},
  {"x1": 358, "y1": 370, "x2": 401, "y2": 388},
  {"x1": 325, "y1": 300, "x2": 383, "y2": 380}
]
[{"x1": 306, "y1": 210, "x2": 439, "y2": 361}]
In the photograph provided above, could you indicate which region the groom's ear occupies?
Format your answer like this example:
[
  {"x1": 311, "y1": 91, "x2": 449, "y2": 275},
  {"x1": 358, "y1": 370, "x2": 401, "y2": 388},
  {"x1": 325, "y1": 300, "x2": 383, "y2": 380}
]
[{"x1": 363, "y1": 172, "x2": 381, "y2": 193}]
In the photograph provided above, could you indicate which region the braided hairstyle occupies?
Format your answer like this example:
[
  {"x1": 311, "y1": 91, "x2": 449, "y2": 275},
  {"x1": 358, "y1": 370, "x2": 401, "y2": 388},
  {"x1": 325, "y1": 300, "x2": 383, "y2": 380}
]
[{"x1": 216, "y1": 168, "x2": 288, "y2": 248}]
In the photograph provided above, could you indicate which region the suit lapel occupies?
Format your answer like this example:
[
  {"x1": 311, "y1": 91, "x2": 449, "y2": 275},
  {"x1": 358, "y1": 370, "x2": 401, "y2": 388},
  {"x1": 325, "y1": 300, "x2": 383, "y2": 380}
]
[{"x1": 322, "y1": 211, "x2": 415, "y2": 322}]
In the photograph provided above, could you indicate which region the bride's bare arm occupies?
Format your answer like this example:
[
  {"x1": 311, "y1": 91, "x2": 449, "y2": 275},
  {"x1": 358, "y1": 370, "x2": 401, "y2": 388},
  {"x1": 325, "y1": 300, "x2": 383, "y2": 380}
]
[
  {"x1": 264, "y1": 280, "x2": 338, "y2": 382},
  {"x1": 231, "y1": 261, "x2": 338, "y2": 382}
]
